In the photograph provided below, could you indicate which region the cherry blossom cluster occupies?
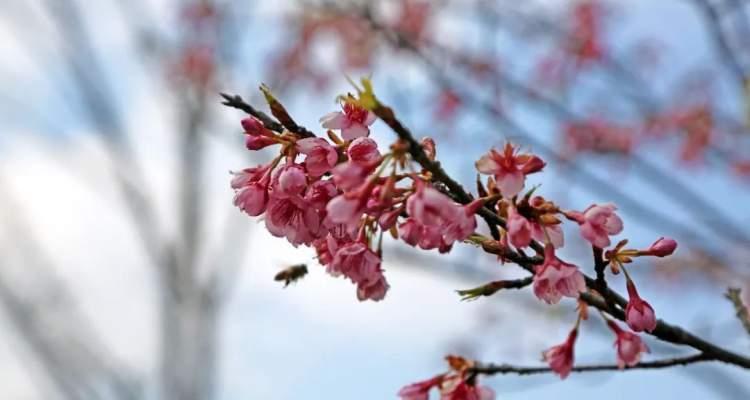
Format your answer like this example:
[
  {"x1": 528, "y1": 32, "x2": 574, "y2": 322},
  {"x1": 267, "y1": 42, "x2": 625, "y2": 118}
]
[
  {"x1": 228, "y1": 82, "x2": 679, "y2": 397},
  {"x1": 231, "y1": 95, "x2": 485, "y2": 301}
]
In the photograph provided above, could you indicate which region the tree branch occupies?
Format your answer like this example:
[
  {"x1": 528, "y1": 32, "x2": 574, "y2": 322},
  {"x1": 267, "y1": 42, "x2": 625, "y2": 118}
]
[{"x1": 471, "y1": 353, "x2": 713, "y2": 376}]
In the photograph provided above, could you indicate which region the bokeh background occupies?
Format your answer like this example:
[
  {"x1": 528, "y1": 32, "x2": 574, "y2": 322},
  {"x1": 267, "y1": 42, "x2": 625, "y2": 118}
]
[{"x1": 2, "y1": 0, "x2": 750, "y2": 399}]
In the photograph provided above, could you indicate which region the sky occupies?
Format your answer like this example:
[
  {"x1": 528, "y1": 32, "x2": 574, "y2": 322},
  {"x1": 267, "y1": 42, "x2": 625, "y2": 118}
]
[{"x1": 1, "y1": 0, "x2": 750, "y2": 399}]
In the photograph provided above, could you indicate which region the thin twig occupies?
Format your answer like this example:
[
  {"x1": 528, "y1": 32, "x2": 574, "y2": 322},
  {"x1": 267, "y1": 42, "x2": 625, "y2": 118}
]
[
  {"x1": 220, "y1": 92, "x2": 315, "y2": 138},
  {"x1": 471, "y1": 353, "x2": 713, "y2": 376}
]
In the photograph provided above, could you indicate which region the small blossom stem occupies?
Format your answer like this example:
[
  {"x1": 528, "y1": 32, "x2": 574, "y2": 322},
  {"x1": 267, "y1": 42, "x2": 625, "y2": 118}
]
[{"x1": 469, "y1": 354, "x2": 713, "y2": 376}]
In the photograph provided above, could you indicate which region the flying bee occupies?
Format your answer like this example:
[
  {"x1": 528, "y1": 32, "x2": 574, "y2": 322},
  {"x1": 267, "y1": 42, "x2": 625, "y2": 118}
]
[{"x1": 274, "y1": 264, "x2": 308, "y2": 288}]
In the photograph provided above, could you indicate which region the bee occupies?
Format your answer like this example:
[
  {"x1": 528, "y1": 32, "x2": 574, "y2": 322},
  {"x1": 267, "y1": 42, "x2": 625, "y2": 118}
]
[{"x1": 274, "y1": 264, "x2": 308, "y2": 288}]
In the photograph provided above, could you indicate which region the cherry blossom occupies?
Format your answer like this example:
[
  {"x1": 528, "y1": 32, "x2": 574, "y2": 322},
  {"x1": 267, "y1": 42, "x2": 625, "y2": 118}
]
[
  {"x1": 507, "y1": 206, "x2": 533, "y2": 248},
  {"x1": 297, "y1": 137, "x2": 338, "y2": 177},
  {"x1": 533, "y1": 244, "x2": 586, "y2": 304},
  {"x1": 607, "y1": 320, "x2": 649, "y2": 368},
  {"x1": 543, "y1": 328, "x2": 578, "y2": 379},
  {"x1": 568, "y1": 203, "x2": 623, "y2": 248},
  {"x1": 440, "y1": 379, "x2": 495, "y2": 400},
  {"x1": 397, "y1": 375, "x2": 443, "y2": 400},
  {"x1": 320, "y1": 101, "x2": 376, "y2": 140},
  {"x1": 347, "y1": 137, "x2": 381, "y2": 163},
  {"x1": 475, "y1": 143, "x2": 545, "y2": 197}
]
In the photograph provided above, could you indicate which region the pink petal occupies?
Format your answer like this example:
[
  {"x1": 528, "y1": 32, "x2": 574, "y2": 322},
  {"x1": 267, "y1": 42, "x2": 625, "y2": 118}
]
[
  {"x1": 341, "y1": 123, "x2": 370, "y2": 140},
  {"x1": 475, "y1": 154, "x2": 499, "y2": 174},
  {"x1": 496, "y1": 170, "x2": 525, "y2": 197},
  {"x1": 320, "y1": 112, "x2": 346, "y2": 129}
]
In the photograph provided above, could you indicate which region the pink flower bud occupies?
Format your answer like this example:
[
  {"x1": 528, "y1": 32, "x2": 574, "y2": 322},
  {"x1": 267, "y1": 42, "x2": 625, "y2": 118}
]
[
  {"x1": 625, "y1": 280, "x2": 657, "y2": 332},
  {"x1": 643, "y1": 237, "x2": 677, "y2": 257},
  {"x1": 241, "y1": 117, "x2": 267, "y2": 135},
  {"x1": 244, "y1": 134, "x2": 276, "y2": 150}
]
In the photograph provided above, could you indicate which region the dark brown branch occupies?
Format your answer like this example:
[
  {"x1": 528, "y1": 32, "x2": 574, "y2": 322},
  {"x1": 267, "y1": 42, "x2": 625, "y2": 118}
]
[
  {"x1": 725, "y1": 287, "x2": 750, "y2": 336},
  {"x1": 471, "y1": 353, "x2": 713, "y2": 376},
  {"x1": 218, "y1": 88, "x2": 750, "y2": 370},
  {"x1": 367, "y1": 92, "x2": 750, "y2": 370},
  {"x1": 220, "y1": 92, "x2": 315, "y2": 138},
  {"x1": 592, "y1": 246, "x2": 608, "y2": 292}
]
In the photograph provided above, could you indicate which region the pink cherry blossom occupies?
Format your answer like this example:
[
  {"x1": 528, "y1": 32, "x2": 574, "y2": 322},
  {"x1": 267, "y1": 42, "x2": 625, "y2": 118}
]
[
  {"x1": 329, "y1": 241, "x2": 380, "y2": 283},
  {"x1": 233, "y1": 183, "x2": 268, "y2": 216},
  {"x1": 404, "y1": 183, "x2": 479, "y2": 251},
  {"x1": 378, "y1": 207, "x2": 402, "y2": 230},
  {"x1": 331, "y1": 161, "x2": 369, "y2": 192},
  {"x1": 607, "y1": 320, "x2": 649, "y2": 369},
  {"x1": 327, "y1": 240, "x2": 390, "y2": 301},
  {"x1": 643, "y1": 237, "x2": 677, "y2": 257},
  {"x1": 533, "y1": 244, "x2": 586, "y2": 304},
  {"x1": 314, "y1": 227, "x2": 355, "y2": 268},
  {"x1": 530, "y1": 223, "x2": 564, "y2": 248},
  {"x1": 326, "y1": 194, "x2": 364, "y2": 228},
  {"x1": 264, "y1": 195, "x2": 324, "y2": 247},
  {"x1": 231, "y1": 164, "x2": 271, "y2": 216},
  {"x1": 320, "y1": 101, "x2": 376, "y2": 140},
  {"x1": 296, "y1": 137, "x2": 338, "y2": 177},
  {"x1": 272, "y1": 164, "x2": 307, "y2": 198},
  {"x1": 407, "y1": 183, "x2": 458, "y2": 226},
  {"x1": 570, "y1": 203, "x2": 623, "y2": 248},
  {"x1": 440, "y1": 380, "x2": 495, "y2": 400},
  {"x1": 507, "y1": 206, "x2": 532, "y2": 248},
  {"x1": 356, "y1": 272, "x2": 389, "y2": 302},
  {"x1": 625, "y1": 280, "x2": 657, "y2": 332},
  {"x1": 441, "y1": 199, "x2": 482, "y2": 246},
  {"x1": 543, "y1": 328, "x2": 578, "y2": 379},
  {"x1": 230, "y1": 164, "x2": 269, "y2": 189},
  {"x1": 475, "y1": 143, "x2": 545, "y2": 197},
  {"x1": 304, "y1": 179, "x2": 339, "y2": 211},
  {"x1": 399, "y1": 218, "x2": 422, "y2": 246},
  {"x1": 347, "y1": 137, "x2": 381, "y2": 163},
  {"x1": 398, "y1": 375, "x2": 443, "y2": 400}
]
